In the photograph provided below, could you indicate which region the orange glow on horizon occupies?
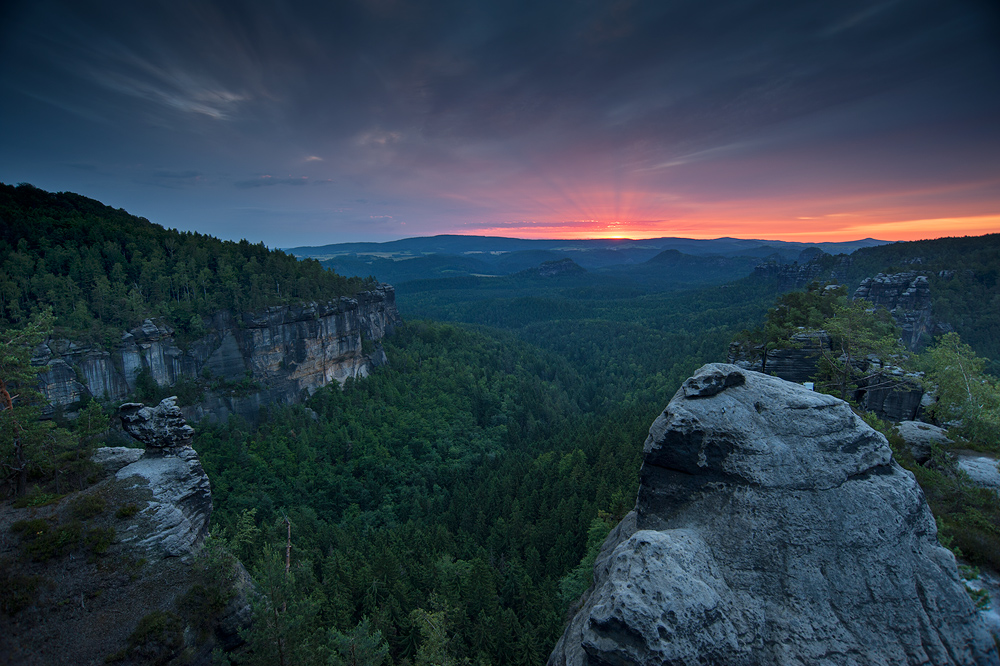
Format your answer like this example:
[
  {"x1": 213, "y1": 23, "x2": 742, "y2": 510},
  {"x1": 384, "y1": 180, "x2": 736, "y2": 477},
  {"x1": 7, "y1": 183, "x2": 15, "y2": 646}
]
[{"x1": 459, "y1": 213, "x2": 1000, "y2": 243}]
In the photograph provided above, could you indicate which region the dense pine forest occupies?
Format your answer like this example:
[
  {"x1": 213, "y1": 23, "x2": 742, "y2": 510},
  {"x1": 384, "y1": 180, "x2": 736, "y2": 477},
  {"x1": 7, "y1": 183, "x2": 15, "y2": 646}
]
[{"x1": 0, "y1": 183, "x2": 372, "y2": 346}]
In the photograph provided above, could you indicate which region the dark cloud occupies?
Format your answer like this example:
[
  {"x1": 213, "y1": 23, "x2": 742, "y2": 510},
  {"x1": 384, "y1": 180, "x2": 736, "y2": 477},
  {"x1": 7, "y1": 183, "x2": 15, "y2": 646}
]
[
  {"x1": 234, "y1": 176, "x2": 310, "y2": 189},
  {"x1": 0, "y1": 0, "x2": 998, "y2": 244}
]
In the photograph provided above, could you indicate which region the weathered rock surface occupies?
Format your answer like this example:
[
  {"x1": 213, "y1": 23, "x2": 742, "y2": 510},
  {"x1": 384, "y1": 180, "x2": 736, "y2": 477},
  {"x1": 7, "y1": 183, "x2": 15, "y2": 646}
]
[
  {"x1": 114, "y1": 446, "x2": 213, "y2": 557},
  {"x1": 854, "y1": 272, "x2": 952, "y2": 351},
  {"x1": 752, "y1": 257, "x2": 852, "y2": 292},
  {"x1": 729, "y1": 334, "x2": 924, "y2": 422},
  {"x1": 855, "y1": 372, "x2": 924, "y2": 422},
  {"x1": 33, "y1": 285, "x2": 402, "y2": 423},
  {"x1": 113, "y1": 398, "x2": 212, "y2": 557},
  {"x1": 90, "y1": 445, "x2": 144, "y2": 474},
  {"x1": 956, "y1": 452, "x2": 1000, "y2": 494},
  {"x1": 120, "y1": 396, "x2": 195, "y2": 450},
  {"x1": 0, "y1": 403, "x2": 247, "y2": 666},
  {"x1": 896, "y1": 421, "x2": 950, "y2": 464},
  {"x1": 549, "y1": 364, "x2": 998, "y2": 666}
]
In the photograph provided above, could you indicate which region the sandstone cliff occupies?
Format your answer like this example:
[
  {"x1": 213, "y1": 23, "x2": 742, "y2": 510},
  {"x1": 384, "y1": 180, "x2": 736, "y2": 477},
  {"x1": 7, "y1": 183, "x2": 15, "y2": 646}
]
[
  {"x1": 0, "y1": 397, "x2": 252, "y2": 665},
  {"x1": 32, "y1": 285, "x2": 401, "y2": 422},
  {"x1": 727, "y1": 334, "x2": 924, "y2": 422},
  {"x1": 854, "y1": 272, "x2": 952, "y2": 351},
  {"x1": 549, "y1": 364, "x2": 998, "y2": 666}
]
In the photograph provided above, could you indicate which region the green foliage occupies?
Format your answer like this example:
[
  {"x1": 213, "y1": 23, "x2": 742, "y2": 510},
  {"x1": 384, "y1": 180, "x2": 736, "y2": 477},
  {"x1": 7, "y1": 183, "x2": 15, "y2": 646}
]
[
  {"x1": 85, "y1": 526, "x2": 116, "y2": 555},
  {"x1": 0, "y1": 562, "x2": 44, "y2": 615},
  {"x1": 116, "y1": 503, "x2": 140, "y2": 519},
  {"x1": 558, "y1": 515, "x2": 613, "y2": 608},
  {"x1": 328, "y1": 618, "x2": 391, "y2": 666},
  {"x1": 107, "y1": 610, "x2": 186, "y2": 665},
  {"x1": 199, "y1": 322, "x2": 656, "y2": 664},
  {"x1": 816, "y1": 299, "x2": 905, "y2": 400},
  {"x1": 70, "y1": 493, "x2": 106, "y2": 519},
  {"x1": 16, "y1": 519, "x2": 82, "y2": 561},
  {"x1": 241, "y1": 546, "x2": 326, "y2": 666},
  {"x1": 410, "y1": 606, "x2": 457, "y2": 666},
  {"x1": 1, "y1": 309, "x2": 104, "y2": 496},
  {"x1": 921, "y1": 332, "x2": 1000, "y2": 449},
  {"x1": 0, "y1": 182, "x2": 372, "y2": 343}
]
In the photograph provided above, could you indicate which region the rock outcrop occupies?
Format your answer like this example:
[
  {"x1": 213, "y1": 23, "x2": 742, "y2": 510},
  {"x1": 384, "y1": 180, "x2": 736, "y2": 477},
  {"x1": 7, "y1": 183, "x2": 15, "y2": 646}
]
[
  {"x1": 752, "y1": 255, "x2": 852, "y2": 292},
  {"x1": 33, "y1": 285, "x2": 402, "y2": 422},
  {"x1": 729, "y1": 334, "x2": 924, "y2": 423},
  {"x1": 0, "y1": 399, "x2": 250, "y2": 665},
  {"x1": 854, "y1": 272, "x2": 952, "y2": 351},
  {"x1": 728, "y1": 331, "x2": 831, "y2": 384},
  {"x1": 956, "y1": 452, "x2": 1000, "y2": 495},
  {"x1": 896, "y1": 420, "x2": 950, "y2": 464},
  {"x1": 114, "y1": 397, "x2": 212, "y2": 557},
  {"x1": 549, "y1": 364, "x2": 998, "y2": 666}
]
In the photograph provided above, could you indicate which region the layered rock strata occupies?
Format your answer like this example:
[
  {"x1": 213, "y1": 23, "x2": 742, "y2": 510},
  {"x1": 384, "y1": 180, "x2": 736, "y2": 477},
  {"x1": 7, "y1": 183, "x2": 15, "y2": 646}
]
[
  {"x1": 728, "y1": 334, "x2": 924, "y2": 422},
  {"x1": 115, "y1": 396, "x2": 212, "y2": 557},
  {"x1": 549, "y1": 364, "x2": 998, "y2": 666},
  {"x1": 854, "y1": 272, "x2": 952, "y2": 350},
  {"x1": 33, "y1": 285, "x2": 401, "y2": 422}
]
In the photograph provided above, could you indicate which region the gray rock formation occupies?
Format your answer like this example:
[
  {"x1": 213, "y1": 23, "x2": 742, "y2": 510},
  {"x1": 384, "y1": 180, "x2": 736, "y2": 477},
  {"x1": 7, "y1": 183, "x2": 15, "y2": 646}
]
[
  {"x1": 896, "y1": 421, "x2": 950, "y2": 464},
  {"x1": 956, "y1": 452, "x2": 1000, "y2": 495},
  {"x1": 728, "y1": 331, "x2": 830, "y2": 383},
  {"x1": 32, "y1": 285, "x2": 402, "y2": 422},
  {"x1": 114, "y1": 398, "x2": 211, "y2": 557},
  {"x1": 120, "y1": 396, "x2": 195, "y2": 450},
  {"x1": 90, "y1": 445, "x2": 144, "y2": 474},
  {"x1": 729, "y1": 334, "x2": 924, "y2": 422},
  {"x1": 854, "y1": 372, "x2": 924, "y2": 422},
  {"x1": 854, "y1": 272, "x2": 952, "y2": 351},
  {"x1": 550, "y1": 364, "x2": 998, "y2": 666}
]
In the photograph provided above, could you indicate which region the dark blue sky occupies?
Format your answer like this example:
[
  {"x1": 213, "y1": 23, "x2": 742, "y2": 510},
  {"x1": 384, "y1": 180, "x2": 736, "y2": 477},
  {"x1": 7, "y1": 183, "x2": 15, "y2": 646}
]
[{"x1": 2, "y1": 0, "x2": 999, "y2": 246}]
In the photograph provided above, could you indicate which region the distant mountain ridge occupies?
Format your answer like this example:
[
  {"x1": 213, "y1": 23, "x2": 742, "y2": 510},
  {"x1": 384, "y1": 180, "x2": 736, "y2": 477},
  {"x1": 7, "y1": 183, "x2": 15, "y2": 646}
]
[
  {"x1": 290, "y1": 234, "x2": 889, "y2": 288},
  {"x1": 287, "y1": 234, "x2": 888, "y2": 263}
]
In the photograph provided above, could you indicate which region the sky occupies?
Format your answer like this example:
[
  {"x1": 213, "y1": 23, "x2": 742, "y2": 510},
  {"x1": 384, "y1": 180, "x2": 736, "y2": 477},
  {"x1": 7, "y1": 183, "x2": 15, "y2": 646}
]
[{"x1": 2, "y1": 0, "x2": 999, "y2": 247}]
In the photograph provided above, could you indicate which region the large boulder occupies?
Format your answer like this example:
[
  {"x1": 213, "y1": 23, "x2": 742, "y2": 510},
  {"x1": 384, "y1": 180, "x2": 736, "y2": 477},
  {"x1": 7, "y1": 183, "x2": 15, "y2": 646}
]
[
  {"x1": 896, "y1": 420, "x2": 950, "y2": 464},
  {"x1": 549, "y1": 363, "x2": 998, "y2": 666},
  {"x1": 120, "y1": 396, "x2": 195, "y2": 451}
]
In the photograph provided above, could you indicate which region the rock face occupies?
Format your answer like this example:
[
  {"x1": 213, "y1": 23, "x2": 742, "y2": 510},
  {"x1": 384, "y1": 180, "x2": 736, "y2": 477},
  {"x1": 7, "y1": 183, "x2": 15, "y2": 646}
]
[
  {"x1": 854, "y1": 272, "x2": 952, "y2": 351},
  {"x1": 728, "y1": 334, "x2": 924, "y2": 423},
  {"x1": 728, "y1": 331, "x2": 831, "y2": 384},
  {"x1": 120, "y1": 396, "x2": 195, "y2": 450},
  {"x1": 896, "y1": 420, "x2": 950, "y2": 464},
  {"x1": 33, "y1": 285, "x2": 402, "y2": 422},
  {"x1": 0, "y1": 400, "x2": 248, "y2": 666},
  {"x1": 549, "y1": 364, "x2": 998, "y2": 666},
  {"x1": 956, "y1": 452, "x2": 1000, "y2": 495},
  {"x1": 114, "y1": 397, "x2": 212, "y2": 557}
]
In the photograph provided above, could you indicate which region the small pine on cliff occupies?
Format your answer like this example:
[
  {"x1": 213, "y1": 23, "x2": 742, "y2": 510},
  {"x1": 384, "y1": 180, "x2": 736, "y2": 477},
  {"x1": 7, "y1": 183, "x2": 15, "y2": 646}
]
[{"x1": 0, "y1": 182, "x2": 373, "y2": 346}]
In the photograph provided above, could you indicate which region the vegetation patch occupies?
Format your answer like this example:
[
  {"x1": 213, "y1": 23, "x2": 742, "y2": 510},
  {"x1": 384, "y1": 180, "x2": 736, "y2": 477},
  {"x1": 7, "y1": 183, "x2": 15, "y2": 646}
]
[
  {"x1": 71, "y1": 493, "x2": 107, "y2": 519},
  {"x1": 106, "y1": 610, "x2": 185, "y2": 665},
  {"x1": 85, "y1": 526, "x2": 116, "y2": 555},
  {"x1": 116, "y1": 503, "x2": 140, "y2": 519},
  {"x1": 0, "y1": 560, "x2": 45, "y2": 615}
]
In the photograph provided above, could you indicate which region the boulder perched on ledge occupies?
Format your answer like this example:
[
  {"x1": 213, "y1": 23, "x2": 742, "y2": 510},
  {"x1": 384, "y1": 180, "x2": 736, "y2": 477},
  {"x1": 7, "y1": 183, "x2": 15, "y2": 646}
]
[
  {"x1": 549, "y1": 363, "x2": 998, "y2": 666},
  {"x1": 120, "y1": 396, "x2": 195, "y2": 451},
  {"x1": 115, "y1": 397, "x2": 211, "y2": 557}
]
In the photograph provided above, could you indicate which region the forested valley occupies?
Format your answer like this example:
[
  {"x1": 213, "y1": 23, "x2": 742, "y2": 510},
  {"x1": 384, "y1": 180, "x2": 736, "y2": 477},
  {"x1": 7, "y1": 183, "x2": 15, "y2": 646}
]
[{"x1": 2, "y1": 184, "x2": 999, "y2": 664}]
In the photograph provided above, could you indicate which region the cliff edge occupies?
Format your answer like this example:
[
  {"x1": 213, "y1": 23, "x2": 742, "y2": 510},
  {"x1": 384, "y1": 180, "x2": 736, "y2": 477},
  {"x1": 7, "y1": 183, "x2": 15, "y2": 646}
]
[
  {"x1": 33, "y1": 285, "x2": 402, "y2": 423},
  {"x1": 549, "y1": 364, "x2": 998, "y2": 666},
  {"x1": 1, "y1": 397, "x2": 251, "y2": 665}
]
